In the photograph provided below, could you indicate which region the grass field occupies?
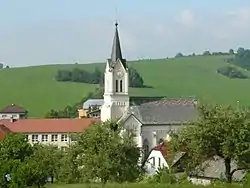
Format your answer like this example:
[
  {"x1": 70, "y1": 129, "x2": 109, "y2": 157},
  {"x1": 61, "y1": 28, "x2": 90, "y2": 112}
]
[
  {"x1": 1, "y1": 55, "x2": 250, "y2": 117},
  {"x1": 46, "y1": 183, "x2": 242, "y2": 188}
]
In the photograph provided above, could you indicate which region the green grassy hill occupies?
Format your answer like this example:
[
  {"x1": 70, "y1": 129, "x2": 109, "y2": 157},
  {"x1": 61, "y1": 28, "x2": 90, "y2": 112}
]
[{"x1": 0, "y1": 55, "x2": 249, "y2": 117}]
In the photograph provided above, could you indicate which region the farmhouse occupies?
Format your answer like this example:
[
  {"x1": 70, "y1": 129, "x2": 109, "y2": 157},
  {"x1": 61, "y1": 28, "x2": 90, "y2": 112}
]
[
  {"x1": 0, "y1": 104, "x2": 28, "y2": 120},
  {"x1": 0, "y1": 118, "x2": 99, "y2": 147},
  {"x1": 143, "y1": 141, "x2": 186, "y2": 175},
  {"x1": 79, "y1": 22, "x2": 198, "y2": 157},
  {"x1": 142, "y1": 141, "x2": 246, "y2": 185}
]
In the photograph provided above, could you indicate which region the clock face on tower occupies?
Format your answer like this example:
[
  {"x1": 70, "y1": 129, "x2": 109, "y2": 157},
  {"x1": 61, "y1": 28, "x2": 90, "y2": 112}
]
[{"x1": 116, "y1": 69, "x2": 124, "y2": 78}]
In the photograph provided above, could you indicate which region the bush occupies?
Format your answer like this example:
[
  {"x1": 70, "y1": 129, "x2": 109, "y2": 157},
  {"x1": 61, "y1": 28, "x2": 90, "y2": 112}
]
[
  {"x1": 146, "y1": 167, "x2": 177, "y2": 184},
  {"x1": 243, "y1": 172, "x2": 250, "y2": 188},
  {"x1": 47, "y1": 182, "x2": 242, "y2": 188},
  {"x1": 217, "y1": 66, "x2": 248, "y2": 79}
]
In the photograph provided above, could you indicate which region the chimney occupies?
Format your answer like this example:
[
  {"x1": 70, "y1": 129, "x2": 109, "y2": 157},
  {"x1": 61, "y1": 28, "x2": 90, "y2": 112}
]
[
  {"x1": 10, "y1": 116, "x2": 16, "y2": 123},
  {"x1": 152, "y1": 131, "x2": 157, "y2": 147}
]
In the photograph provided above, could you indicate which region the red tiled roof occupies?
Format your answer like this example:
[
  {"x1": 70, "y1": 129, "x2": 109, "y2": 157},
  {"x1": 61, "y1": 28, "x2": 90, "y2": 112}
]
[
  {"x1": 0, "y1": 104, "x2": 28, "y2": 113},
  {"x1": 0, "y1": 124, "x2": 11, "y2": 133},
  {"x1": 152, "y1": 142, "x2": 169, "y2": 157},
  {"x1": 0, "y1": 124, "x2": 11, "y2": 140},
  {"x1": 0, "y1": 118, "x2": 100, "y2": 133}
]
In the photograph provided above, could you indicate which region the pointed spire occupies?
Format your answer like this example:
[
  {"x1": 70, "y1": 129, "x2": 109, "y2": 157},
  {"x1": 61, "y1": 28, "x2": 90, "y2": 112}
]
[{"x1": 110, "y1": 21, "x2": 123, "y2": 63}]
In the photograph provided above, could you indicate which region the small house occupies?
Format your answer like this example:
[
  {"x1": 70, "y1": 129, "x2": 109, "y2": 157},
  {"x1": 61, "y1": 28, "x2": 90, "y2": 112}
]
[{"x1": 0, "y1": 104, "x2": 28, "y2": 120}]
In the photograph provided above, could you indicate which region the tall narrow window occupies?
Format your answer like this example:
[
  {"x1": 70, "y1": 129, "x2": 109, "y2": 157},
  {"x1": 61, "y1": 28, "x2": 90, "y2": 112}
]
[
  {"x1": 120, "y1": 80, "x2": 123, "y2": 92},
  {"x1": 115, "y1": 80, "x2": 118, "y2": 92}
]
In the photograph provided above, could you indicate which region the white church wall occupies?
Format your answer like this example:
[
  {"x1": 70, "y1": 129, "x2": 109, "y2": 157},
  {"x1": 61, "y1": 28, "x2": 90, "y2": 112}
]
[
  {"x1": 141, "y1": 124, "x2": 182, "y2": 150},
  {"x1": 123, "y1": 115, "x2": 142, "y2": 147},
  {"x1": 112, "y1": 60, "x2": 128, "y2": 94},
  {"x1": 104, "y1": 70, "x2": 113, "y2": 94},
  {"x1": 101, "y1": 60, "x2": 129, "y2": 122}
]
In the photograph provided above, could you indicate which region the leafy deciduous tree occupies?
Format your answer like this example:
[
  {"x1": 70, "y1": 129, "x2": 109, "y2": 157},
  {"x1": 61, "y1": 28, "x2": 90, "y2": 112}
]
[
  {"x1": 75, "y1": 121, "x2": 142, "y2": 184},
  {"x1": 172, "y1": 104, "x2": 250, "y2": 183}
]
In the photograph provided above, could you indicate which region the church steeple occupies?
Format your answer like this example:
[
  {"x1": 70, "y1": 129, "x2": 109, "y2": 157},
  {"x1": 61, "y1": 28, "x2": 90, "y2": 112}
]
[
  {"x1": 110, "y1": 22, "x2": 126, "y2": 68},
  {"x1": 101, "y1": 21, "x2": 130, "y2": 122}
]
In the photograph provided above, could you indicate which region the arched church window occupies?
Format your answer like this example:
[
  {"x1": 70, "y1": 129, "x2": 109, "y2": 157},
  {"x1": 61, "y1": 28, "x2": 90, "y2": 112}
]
[
  {"x1": 115, "y1": 80, "x2": 118, "y2": 92},
  {"x1": 143, "y1": 139, "x2": 149, "y2": 156},
  {"x1": 120, "y1": 80, "x2": 123, "y2": 92}
]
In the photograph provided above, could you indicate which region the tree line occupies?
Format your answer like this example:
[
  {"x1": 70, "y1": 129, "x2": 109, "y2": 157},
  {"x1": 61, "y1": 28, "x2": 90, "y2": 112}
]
[
  {"x1": 216, "y1": 47, "x2": 250, "y2": 79},
  {"x1": 231, "y1": 47, "x2": 250, "y2": 70},
  {"x1": 175, "y1": 49, "x2": 235, "y2": 58},
  {"x1": 3, "y1": 104, "x2": 250, "y2": 187},
  {"x1": 55, "y1": 66, "x2": 145, "y2": 88}
]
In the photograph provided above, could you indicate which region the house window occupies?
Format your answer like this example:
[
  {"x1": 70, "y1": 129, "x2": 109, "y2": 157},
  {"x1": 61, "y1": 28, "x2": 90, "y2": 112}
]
[
  {"x1": 115, "y1": 80, "x2": 118, "y2": 92},
  {"x1": 51, "y1": 134, "x2": 58, "y2": 142},
  {"x1": 143, "y1": 139, "x2": 149, "y2": 156},
  {"x1": 120, "y1": 80, "x2": 123, "y2": 92},
  {"x1": 2, "y1": 114, "x2": 7, "y2": 118},
  {"x1": 25, "y1": 135, "x2": 29, "y2": 141},
  {"x1": 61, "y1": 134, "x2": 68, "y2": 142},
  {"x1": 70, "y1": 135, "x2": 78, "y2": 142},
  {"x1": 152, "y1": 157, "x2": 155, "y2": 166},
  {"x1": 31, "y1": 134, "x2": 39, "y2": 142},
  {"x1": 41, "y1": 134, "x2": 48, "y2": 142},
  {"x1": 158, "y1": 158, "x2": 161, "y2": 167}
]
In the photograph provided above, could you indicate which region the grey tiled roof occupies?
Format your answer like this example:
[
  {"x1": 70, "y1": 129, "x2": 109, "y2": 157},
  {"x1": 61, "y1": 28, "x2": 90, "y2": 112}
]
[
  {"x1": 129, "y1": 99, "x2": 198, "y2": 124},
  {"x1": 191, "y1": 156, "x2": 245, "y2": 181},
  {"x1": 83, "y1": 99, "x2": 104, "y2": 109}
]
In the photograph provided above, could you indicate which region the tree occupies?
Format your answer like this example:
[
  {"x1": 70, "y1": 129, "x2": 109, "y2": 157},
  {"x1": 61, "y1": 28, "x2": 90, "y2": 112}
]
[
  {"x1": 172, "y1": 104, "x2": 250, "y2": 183},
  {"x1": 203, "y1": 50, "x2": 211, "y2": 56},
  {"x1": 229, "y1": 49, "x2": 234, "y2": 55},
  {"x1": 175, "y1": 53, "x2": 184, "y2": 58},
  {"x1": 129, "y1": 67, "x2": 144, "y2": 88},
  {"x1": 56, "y1": 145, "x2": 82, "y2": 184},
  {"x1": 0, "y1": 133, "x2": 33, "y2": 162},
  {"x1": 0, "y1": 134, "x2": 62, "y2": 187},
  {"x1": 75, "y1": 121, "x2": 142, "y2": 184},
  {"x1": 0, "y1": 63, "x2": 3, "y2": 69},
  {"x1": 55, "y1": 66, "x2": 144, "y2": 88},
  {"x1": 0, "y1": 134, "x2": 33, "y2": 187},
  {"x1": 237, "y1": 47, "x2": 245, "y2": 57},
  {"x1": 217, "y1": 66, "x2": 248, "y2": 79}
]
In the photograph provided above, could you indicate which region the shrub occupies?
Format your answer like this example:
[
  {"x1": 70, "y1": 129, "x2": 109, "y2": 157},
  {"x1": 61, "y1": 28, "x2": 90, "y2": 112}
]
[
  {"x1": 146, "y1": 167, "x2": 177, "y2": 184},
  {"x1": 217, "y1": 66, "x2": 248, "y2": 79}
]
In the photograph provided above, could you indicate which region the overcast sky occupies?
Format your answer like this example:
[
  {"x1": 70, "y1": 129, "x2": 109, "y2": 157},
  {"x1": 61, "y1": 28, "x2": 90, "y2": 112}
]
[{"x1": 0, "y1": 0, "x2": 250, "y2": 67}]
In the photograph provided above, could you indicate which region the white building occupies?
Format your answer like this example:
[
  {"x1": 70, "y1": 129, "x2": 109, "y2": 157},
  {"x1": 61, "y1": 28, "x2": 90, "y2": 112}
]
[
  {"x1": 143, "y1": 141, "x2": 186, "y2": 175},
  {"x1": 0, "y1": 118, "x2": 99, "y2": 148},
  {"x1": 0, "y1": 104, "x2": 28, "y2": 120}
]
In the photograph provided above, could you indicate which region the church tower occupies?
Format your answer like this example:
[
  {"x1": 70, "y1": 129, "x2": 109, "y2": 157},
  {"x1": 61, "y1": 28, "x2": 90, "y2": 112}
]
[{"x1": 101, "y1": 22, "x2": 129, "y2": 122}]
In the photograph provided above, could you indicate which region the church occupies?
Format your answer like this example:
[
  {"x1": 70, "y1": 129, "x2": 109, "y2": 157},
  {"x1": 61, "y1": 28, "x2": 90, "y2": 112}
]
[{"x1": 83, "y1": 22, "x2": 198, "y2": 156}]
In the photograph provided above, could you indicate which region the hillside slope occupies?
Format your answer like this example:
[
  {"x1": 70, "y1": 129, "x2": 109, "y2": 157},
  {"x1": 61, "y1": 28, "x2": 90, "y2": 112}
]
[{"x1": 0, "y1": 55, "x2": 249, "y2": 117}]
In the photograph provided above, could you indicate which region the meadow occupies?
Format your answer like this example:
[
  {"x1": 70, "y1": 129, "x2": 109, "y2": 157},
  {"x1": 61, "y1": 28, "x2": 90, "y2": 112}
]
[{"x1": 1, "y1": 55, "x2": 250, "y2": 117}]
